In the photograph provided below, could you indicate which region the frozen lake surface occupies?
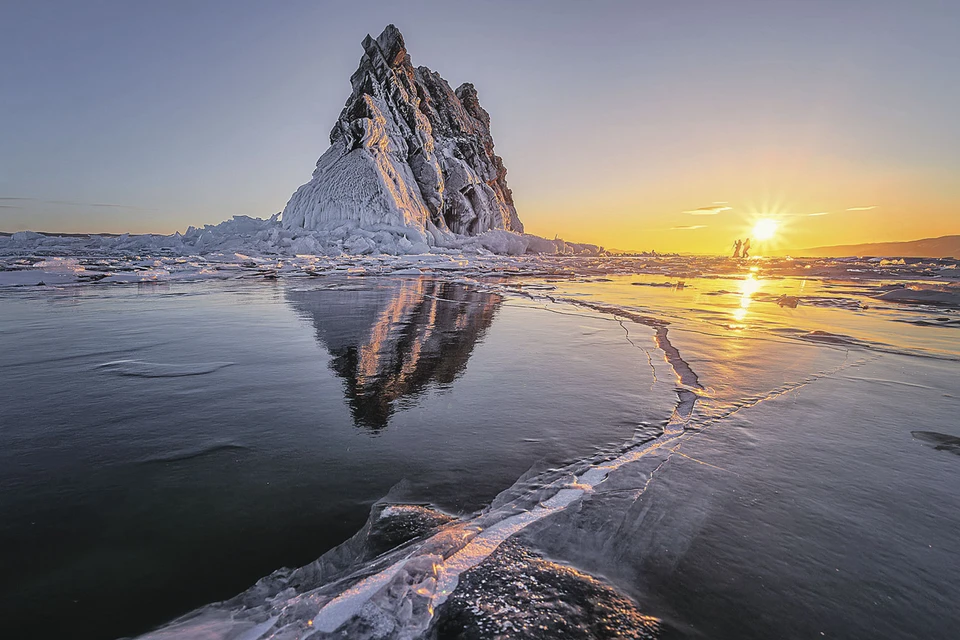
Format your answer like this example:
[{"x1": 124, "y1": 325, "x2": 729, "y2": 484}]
[{"x1": 1, "y1": 256, "x2": 959, "y2": 639}]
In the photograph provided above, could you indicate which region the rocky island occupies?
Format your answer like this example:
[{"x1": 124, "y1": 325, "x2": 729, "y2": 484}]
[{"x1": 282, "y1": 24, "x2": 524, "y2": 241}]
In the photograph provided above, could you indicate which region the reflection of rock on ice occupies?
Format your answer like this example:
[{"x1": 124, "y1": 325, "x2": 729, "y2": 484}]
[{"x1": 285, "y1": 278, "x2": 500, "y2": 429}]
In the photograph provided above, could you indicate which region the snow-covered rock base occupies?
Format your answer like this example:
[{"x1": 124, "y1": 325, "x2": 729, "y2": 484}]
[{"x1": 0, "y1": 215, "x2": 601, "y2": 260}]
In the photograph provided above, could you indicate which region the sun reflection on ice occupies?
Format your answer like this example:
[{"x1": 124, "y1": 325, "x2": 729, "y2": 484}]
[{"x1": 732, "y1": 274, "x2": 762, "y2": 325}]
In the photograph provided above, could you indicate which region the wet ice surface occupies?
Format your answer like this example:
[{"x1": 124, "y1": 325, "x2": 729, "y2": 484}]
[
  {"x1": 0, "y1": 276, "x2": 673, "y2": 639},
  {"x1": 1, "y1": 254, "x2": 959, "y2": 640}
]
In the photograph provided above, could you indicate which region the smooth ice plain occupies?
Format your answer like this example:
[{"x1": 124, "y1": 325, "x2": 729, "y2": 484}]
[{"x1": 2, "y1": 253, "x2": 959, "y2": 640}]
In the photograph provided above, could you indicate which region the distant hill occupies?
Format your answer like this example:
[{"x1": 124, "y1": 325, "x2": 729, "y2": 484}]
[{"x1": 791, "y1": 235, "x2": 960, "y2": 258}]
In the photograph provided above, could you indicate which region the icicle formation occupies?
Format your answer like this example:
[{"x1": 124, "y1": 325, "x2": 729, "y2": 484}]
[{"x1": 282, "y1": 24, "x2": 524, "y2": 238}]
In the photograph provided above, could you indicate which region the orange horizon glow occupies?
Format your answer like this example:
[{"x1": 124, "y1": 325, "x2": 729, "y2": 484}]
[
  {"x1": 515, "y1": 144, "x2": 960, "y2": 254},
  {"x1": 519, "y1": 189, "x2": 960, "y2": 255}
]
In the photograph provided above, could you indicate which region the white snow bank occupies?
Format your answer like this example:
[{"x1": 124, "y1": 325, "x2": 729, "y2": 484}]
[
  {"x1": 0, "y1": 214, "x2": 610, "y2": 288},
  {"x1": 0, "y1": 215, "x2": 603, "y2": 259}
]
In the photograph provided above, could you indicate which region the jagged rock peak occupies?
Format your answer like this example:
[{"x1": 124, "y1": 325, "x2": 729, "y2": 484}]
[
  {"x1": 282, "y1": 24, "x2": 523, "y2": 240},
  {"x1": 365, "y1": 23, "x2": 406, "y2": 66}
]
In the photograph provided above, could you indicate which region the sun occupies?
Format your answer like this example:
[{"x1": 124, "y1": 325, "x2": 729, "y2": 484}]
[{"x1": 752, "y1": 219, "x2": 778, "y2": 241}]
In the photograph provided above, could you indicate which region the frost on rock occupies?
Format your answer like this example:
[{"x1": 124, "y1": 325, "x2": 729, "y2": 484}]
[{"x1": 281, "y1": 24, "x2": 524, "y2": 241}]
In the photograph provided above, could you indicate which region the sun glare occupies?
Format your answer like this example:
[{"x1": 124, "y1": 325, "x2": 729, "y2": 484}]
[{"x1": 752, "y1": 219, "x2": 778, "y2": 241}]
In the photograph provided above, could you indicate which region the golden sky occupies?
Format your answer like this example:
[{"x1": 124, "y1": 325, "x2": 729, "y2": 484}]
[{"x1": 517, "y1": 155, "x2": 960, "y2": 254}]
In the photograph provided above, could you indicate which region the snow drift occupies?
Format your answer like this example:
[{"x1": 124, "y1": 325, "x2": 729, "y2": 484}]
[{"x1": 0, "y1": 216, "x2": 602, "y2": 259}]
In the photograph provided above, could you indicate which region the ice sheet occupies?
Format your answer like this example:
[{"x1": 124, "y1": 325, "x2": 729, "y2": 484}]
[{"x1": 4, "y1": 243, "x2": 958, "y2": 639}]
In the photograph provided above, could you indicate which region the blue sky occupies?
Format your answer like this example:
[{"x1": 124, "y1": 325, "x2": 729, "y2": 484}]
[{"x1": 2, "y1": 0, "x2": 958, "y2": 250}]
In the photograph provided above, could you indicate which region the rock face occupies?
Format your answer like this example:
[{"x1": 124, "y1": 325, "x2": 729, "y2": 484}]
[{"x1": 282, "y1": 25, "x2": 523, "y2": 238}]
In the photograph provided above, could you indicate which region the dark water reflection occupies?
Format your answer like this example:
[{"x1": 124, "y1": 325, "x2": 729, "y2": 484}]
[
  {"x1": 286, "y1": 280, "x2": 500, "y2": 430},
  {"x1": 0, "y1": 278, "x2": 667, "y2": 640}
]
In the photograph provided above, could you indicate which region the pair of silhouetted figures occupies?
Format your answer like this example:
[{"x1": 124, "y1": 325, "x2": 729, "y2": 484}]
[{"x1": 732, "y1": 238, "x2": 751, "y2": 258}]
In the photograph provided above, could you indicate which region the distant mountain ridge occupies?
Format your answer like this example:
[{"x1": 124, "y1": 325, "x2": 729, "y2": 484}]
[{"x1": 793, "y1": 235, "x2": 960, "y2": 258}]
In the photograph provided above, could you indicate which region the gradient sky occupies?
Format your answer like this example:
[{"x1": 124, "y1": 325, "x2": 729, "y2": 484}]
[{"x1": 2, "y1": 0, "x2": 958, "y2": 253}]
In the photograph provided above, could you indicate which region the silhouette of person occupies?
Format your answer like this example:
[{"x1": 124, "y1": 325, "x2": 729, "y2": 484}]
[
  {"x1": 742, "y1": 238, "x2": 751, "y2": 258},
  {"x1": 732, "y1": 239, "x2": 742, "y2": 258}
]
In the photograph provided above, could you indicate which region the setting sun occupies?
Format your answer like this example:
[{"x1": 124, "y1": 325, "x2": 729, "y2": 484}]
[{"x1": 752, "y1": 219, "x2": 778, "y2": 241}]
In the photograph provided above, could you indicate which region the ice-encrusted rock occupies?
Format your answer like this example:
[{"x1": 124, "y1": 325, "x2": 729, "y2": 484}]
[
  {"x1": 2, "y1": 28, "x2": 607, "y2": 257},
  {"x1": 1, "y1": 27, "x2": 608, "y2": 259},
  {"x1": 282, "y1": 24, "x2": 523, "y2": 239}
]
